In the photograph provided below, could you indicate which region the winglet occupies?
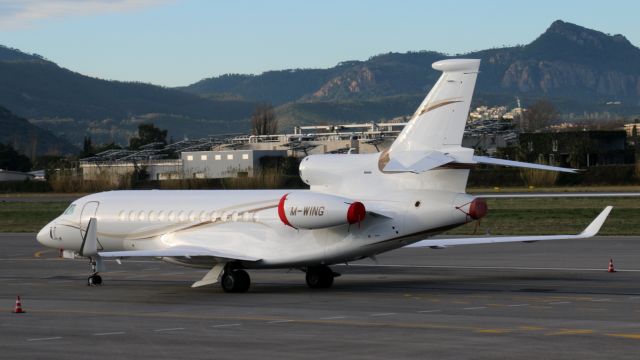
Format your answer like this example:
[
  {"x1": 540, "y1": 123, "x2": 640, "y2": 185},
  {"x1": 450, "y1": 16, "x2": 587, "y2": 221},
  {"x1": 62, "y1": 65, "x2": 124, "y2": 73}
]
[{"x1": 579, "y1": 206, "x2": 613, "y2": 237}]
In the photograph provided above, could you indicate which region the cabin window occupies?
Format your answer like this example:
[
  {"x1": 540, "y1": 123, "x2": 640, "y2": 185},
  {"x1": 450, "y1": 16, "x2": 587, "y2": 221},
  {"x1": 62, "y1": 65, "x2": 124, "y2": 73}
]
[
  {"x1": 227, "y1": 154, "x2": 233, "y2": 160},
  {"x1": 148, "y1": 211, "x2": 156, "y2": 221},
  {"x1": 128, "y1": 211, "x2": 136, "y2": 222},
  {"x1": 188, "y1": 211, "x2": 197, "y2": 222},
  {"x1": 178, "y1": 211, "x2": 186, "y2": 222},
  {"x1": 138, "y1": 211, "x2": 146, "y2": 221},
  {"x1": 210, "y1": 211, "x2": 219, "y2": 221},
  {"x1": 168, "y1": 211, "x2": 175, "y2": 221},
  {"x1": 118, "y1": 211, "x2": 126, "y2": 221},
  {"x1": 199, "y1": 211, "x2": 208, "y2": 222},
  {"x1": 157, "y1": 210, "x2": 165, "y2": 221},
  {"x1": 201, "y1": 155, "x2": 207, "y2": 161}
]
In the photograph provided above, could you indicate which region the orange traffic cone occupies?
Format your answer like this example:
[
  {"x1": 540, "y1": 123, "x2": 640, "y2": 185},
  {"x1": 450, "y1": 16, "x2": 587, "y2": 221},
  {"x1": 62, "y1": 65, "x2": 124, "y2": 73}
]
[
  {"x1": 608, "y1": 259, "x2": 616, "y2": 273},
  {"x1": 12, "y1": 296, "x2": 25, "y2": 313}
]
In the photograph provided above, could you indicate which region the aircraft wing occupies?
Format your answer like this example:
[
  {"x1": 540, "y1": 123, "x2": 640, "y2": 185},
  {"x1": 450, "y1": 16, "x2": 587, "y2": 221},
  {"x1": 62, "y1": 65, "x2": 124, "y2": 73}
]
[
  {"x1": 98, "y1": 245, "x2": 260, "y2": 262},
  {"x1": 406, "y1": 206, "x2": 612, "y2": 248}
]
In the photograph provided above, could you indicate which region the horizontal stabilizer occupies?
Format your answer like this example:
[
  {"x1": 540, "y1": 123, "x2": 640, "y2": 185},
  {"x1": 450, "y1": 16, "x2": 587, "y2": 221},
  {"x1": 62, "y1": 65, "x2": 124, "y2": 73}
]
[
  {"x1": 407, "y1": 206, "x2": 612, "y2": 248},
  {"x1": 99, "y1": 246, "x2": 260, "y2": 262},
  {"x1": 383, "y1": 151, "x2": 454, "y2": 173},
  {"x1": 472, "y1": 156, "x2": 578, "y2": 173}
]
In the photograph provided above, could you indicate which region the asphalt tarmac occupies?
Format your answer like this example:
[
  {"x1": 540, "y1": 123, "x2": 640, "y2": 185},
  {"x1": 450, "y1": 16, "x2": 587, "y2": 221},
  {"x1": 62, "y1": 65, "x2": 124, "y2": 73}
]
[{"x1": 1, "y1": 233, "x2": 639, "y2": 359}]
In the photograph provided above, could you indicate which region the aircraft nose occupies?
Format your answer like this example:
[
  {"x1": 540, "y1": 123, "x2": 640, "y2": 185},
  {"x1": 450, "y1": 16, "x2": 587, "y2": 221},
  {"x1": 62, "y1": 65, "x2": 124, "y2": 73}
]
[{"x1": 36, "y1": 223, "x2": 52, "y2": 247}]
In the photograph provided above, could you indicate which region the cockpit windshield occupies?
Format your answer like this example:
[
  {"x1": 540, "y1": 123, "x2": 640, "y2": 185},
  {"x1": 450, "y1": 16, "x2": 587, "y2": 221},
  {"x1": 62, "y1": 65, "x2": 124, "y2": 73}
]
[{"x1": 62, "y1": 204, "x2": 76, "y2": 216}]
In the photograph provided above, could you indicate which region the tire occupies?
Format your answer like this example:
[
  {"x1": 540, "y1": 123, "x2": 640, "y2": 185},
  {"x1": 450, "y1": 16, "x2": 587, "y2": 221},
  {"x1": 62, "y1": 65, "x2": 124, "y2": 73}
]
[
  {"x1": 306, "y1": 266, "x2": 334, "y2": 289},
  {"x1": 221, "y1": 270, "x2": 250, "y2": 293},
  {"x1": 87, "y1": 275, "x2": 102, "y2": 286}
]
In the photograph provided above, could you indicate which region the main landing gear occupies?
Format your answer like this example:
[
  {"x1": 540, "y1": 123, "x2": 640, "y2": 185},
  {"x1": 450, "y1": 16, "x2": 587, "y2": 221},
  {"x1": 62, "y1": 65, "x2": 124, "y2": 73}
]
[
  {"x1": 87, "y1": 257, "x2": 102, "y2": 286},
  {"x1": 305, "y1": 265, "x2": 339, "y2": 289},
  {"x1": 220, "y1": 268, "x2": 251, "y2": 293}
]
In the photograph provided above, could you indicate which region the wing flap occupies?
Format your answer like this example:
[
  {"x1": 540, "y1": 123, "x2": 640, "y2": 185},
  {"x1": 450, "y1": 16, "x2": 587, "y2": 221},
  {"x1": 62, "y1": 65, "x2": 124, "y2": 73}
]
[{"x1": 407, "y1": 206, "x2": 612, "y2": 248}]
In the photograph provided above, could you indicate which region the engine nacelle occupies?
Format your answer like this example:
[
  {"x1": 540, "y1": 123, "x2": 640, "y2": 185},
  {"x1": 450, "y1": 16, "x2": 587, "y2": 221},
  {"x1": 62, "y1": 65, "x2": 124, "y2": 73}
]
[{"x1": 278, "y1": 192, "x2": 366, "y2": 229}]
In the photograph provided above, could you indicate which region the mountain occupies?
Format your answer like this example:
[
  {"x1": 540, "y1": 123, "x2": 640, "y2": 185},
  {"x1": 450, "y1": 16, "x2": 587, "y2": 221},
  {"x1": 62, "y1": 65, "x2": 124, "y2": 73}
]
[
  {"x1": 183, "y1": 21, "x2": 640, "y2": 126},
  {"x1": 0, "y1": 105, "x2": 78, "y2": 156},
  {"x1": 0, "y1": 45, "x2": 256, "y2": 146},
  {"x1": 3, "y1": 20, "x2": 639, "y2": 144}
]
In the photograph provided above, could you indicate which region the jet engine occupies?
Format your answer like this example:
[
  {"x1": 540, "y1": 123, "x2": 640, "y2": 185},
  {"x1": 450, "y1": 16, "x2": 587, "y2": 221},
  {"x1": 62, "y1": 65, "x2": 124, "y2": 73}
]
[{"x1": 278, "y1": 192, "x2": 366, "y2": 229}]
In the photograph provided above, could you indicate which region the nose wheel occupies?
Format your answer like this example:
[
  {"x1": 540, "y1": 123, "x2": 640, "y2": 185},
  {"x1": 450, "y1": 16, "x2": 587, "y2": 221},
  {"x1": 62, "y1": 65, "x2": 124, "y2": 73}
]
[{"x1": 88, "y1": 274, "x2": 102, "y2": 286}]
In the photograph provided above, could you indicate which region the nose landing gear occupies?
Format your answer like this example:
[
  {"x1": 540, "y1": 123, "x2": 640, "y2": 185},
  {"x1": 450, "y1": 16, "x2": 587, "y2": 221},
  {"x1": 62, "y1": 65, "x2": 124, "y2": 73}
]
[{"x1": 87, "y1": 257, "x2": 103, "y2": 286}]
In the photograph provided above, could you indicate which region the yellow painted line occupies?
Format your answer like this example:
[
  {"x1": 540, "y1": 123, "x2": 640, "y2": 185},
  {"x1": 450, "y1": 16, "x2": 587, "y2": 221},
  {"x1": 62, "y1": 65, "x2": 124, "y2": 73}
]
[
  {"x1": 518, "y1": 326, "x2": 545, "y2": 331},
  {"x1": 607, "y1": 333, "x2": 640, "y2": 340},
  {"x1": 477, "y1": 329, "x2": 511, "y2": 334},
  {"x1": 545, "y1": 329, "x2": 594, "y2": 336}
]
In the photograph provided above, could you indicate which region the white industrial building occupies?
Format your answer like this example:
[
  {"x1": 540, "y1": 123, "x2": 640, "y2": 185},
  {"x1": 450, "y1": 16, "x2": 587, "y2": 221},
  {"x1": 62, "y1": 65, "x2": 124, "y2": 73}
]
[{"x1": 182, "y1": 150, "x2": 287, "y2": 179}]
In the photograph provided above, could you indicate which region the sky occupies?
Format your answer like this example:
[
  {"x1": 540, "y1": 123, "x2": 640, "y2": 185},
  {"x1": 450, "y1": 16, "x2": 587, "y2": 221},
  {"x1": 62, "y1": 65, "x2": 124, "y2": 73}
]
[{"x1": 1, "y1": 0, "x2": 639, "y2": 87}]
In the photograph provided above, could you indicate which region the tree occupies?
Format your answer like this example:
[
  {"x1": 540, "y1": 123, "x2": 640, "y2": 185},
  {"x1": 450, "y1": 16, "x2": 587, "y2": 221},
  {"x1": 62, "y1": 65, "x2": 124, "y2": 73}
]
[
  {"x1": 523, "y1": 100, "x2": 557, "y2": 132},
  {"x1": 0, "y1": 143, "x2": 32, "y2": 172},
  {"x1": 129, "y1": 123, "x2": 168, "y2": 150},
  {"x1": 251, "y1": 103, "x2": 278, "y2": 136}
]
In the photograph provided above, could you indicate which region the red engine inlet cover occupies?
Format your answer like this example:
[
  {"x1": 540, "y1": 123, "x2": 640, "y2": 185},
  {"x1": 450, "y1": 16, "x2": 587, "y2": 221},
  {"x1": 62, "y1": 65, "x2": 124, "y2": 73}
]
[
  {"x1": 278, "y1": 193, "x2": 292, "y2": 227},
  {"x1": 468, "y1": 198, "x2": 488, "y2": 220},
  {"x1": 346, "y1": 202, "x2": 366, "y2": 224}
]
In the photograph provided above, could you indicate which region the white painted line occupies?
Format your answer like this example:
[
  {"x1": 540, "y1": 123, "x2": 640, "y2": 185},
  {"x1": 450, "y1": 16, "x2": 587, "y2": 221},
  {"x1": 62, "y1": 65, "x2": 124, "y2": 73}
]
[
  {"x1": 463, "y1": 306, "x2": 486, "y2": 310},
  {"x1": 27, "y1": 337, "x2": 62, "y2": 342},
  {"x1": 628, "y1": 296, "x2": 640, "y2": 300},
  {"x1": 418, "y1": 310, "x2": 441, "y2": 313},
  {"x1": 590, "y1": 298, "x2": 611, "y2": 302},
  {"x1": 153, "y1": 327, "x2": 185, "y2": 332},
  {"x1": 211, "y1": 323, "x2": 241, "y2": 328},
  {"x1": 320, "y1": 316, "x2": 346, "y2": 320},
  {"x1": 507, "y1": 304, "x2": 529, "y2": 307},
  {"x1": 370, "y1": 313, "x2": 396, "y2": 317},
  {"x1": 267, "y1": 320, "x2": 294, "y2": 324},
  {"x1": 92, "y1": 332, "x2": 125, "y2": 336},
  {"x1": 347, "y1": 263, "x2": 640, "y2": 272},
  {"x1": 549, "y1": 301, "x2": 571, "y2": 305}
]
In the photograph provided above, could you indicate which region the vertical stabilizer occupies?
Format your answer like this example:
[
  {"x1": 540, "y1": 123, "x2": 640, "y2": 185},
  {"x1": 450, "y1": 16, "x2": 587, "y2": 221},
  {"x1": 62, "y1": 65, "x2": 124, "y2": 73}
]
[{"x1": 388, "y1": 59, "x2": 480, "y2": 153}]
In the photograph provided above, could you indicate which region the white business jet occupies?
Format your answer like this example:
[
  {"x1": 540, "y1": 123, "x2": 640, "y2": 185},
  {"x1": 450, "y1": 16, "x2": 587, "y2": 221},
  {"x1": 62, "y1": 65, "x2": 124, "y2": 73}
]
[{"x1": 36, "y1": 59, "x2": 612, "y2": 292}]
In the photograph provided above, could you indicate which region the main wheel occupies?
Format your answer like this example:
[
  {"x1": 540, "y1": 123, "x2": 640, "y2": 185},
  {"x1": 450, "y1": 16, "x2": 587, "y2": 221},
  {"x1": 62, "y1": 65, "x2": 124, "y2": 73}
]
[
  {"x1": 305, "y1": 266, "x2": 334, "y2": 289},
  {"x1": 221, "y1": 269, "x2": 250, "y2": 293}
]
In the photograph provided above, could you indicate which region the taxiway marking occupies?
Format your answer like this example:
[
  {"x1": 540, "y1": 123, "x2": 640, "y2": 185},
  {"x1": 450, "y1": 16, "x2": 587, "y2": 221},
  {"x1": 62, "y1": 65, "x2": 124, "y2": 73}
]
[
  {"x1": 92, "y1": 332, "x2": 125, "y2": 336},
  {"x1": 153, "y1": 327, "x2": 185, "y2": 332},
  {"x1": 27, "y1": 337, "x2": 62, "y2": 342}
]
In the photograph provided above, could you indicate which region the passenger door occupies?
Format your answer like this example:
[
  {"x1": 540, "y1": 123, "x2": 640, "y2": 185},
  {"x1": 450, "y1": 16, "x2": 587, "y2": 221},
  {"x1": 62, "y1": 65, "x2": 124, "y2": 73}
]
[{"x1": 80, "y1": 201, "x2": 100, "y2": 239}]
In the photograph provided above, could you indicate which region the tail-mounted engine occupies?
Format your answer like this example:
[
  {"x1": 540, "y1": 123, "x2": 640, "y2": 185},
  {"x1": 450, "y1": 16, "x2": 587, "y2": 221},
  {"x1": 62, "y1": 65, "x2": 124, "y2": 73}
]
[{"x1": 278, "y1": 192, "x2": 366, "y2": 229}]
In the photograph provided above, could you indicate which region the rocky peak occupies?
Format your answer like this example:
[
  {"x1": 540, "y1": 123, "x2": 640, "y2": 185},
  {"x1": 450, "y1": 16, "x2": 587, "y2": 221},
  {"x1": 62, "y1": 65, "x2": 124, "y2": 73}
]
[{"x1": 545, "y1": 20, "x2": 630, "y2": 48}]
